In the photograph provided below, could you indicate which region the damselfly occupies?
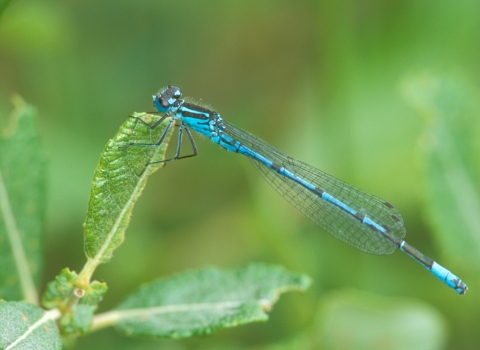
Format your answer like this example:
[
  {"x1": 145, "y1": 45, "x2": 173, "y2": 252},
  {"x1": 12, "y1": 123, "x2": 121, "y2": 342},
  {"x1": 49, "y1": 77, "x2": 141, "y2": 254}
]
[{"x1": 129, "y1": 85, "x2": 467, "y2": 295}]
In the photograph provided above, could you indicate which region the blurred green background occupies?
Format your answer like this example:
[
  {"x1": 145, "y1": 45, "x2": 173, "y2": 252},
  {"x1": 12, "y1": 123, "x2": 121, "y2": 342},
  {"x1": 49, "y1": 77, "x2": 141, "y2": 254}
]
[{"x1": 1, "y1": 0, "x2": 479, "y2": 349}]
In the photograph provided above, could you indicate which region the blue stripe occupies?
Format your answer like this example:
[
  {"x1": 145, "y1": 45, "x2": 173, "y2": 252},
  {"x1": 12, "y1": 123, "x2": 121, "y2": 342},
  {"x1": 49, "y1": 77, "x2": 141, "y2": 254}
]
[
  {"x1": 362, "y1": 216, "x2": 387, "y2": 233},
  {"x1": 323, "y1": 192, "x2": 359, "y2": 216},
  {"x1": 430, "y1": 262, "x2": 465, "y2": 294}
]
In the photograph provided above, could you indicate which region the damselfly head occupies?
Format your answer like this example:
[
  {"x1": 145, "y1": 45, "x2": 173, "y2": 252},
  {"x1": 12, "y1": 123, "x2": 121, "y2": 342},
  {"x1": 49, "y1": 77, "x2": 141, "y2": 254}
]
[{"x1": 153, "y1": 85, "x2": 182, "y2": 112}]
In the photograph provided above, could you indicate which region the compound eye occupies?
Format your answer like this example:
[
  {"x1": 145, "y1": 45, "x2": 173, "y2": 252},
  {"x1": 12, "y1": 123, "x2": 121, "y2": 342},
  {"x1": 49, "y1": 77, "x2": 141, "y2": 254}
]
[{"x1": 160, "y1": 97, "x2": 170, "y2": 108}]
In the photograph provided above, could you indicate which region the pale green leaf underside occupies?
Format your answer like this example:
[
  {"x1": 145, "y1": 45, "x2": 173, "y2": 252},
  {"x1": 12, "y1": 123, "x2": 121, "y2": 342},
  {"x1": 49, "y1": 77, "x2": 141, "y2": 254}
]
[
  {"x1": 84, "y1": 113, "x2": 173, "y2": 263},
  {"x1": 111, "y1": 263, "x2": 311, "y2": 338},
  {"x1": 0, "y1": 301, "x2": 61, "y2": 350},
  {"x1": 0, "y1": 98, "x2": 46, "y2": 303}
]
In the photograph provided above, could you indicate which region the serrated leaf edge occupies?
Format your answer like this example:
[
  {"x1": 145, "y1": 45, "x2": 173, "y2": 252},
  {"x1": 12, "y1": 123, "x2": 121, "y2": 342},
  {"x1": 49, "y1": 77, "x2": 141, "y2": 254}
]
[
  {"x1": 4, "y1": 308, "x2": 61, "y2": 350},
  {"x1": 0, "y1": 170, "x2": 38, "y2": 304}
]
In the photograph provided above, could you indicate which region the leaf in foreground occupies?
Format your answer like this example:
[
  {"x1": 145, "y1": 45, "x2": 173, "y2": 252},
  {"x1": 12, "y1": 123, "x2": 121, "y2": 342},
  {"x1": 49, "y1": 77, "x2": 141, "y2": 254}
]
[
  {"x1": 98, "y1": 263, "x2": 311, "y2": 338},
  {"x1": 0, "y1": 97, "x2": 46, "y2": 303},
  {"x1": 83, "y1": 113, "x2": 173, "y2": 264},
  {"x1": 0, "y1": 300, "x2": 61, "y2": 350}
]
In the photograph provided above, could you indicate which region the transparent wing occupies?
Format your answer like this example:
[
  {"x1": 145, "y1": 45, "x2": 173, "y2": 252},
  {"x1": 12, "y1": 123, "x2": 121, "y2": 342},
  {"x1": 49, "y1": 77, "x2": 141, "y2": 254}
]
[{"x1": 223, "y1": 120, "x2": 406, "y2": 255}]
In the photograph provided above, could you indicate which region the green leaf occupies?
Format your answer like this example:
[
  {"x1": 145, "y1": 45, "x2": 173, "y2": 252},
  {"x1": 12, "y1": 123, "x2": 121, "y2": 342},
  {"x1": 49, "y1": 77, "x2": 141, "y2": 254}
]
[
  {"x1": 0, "y1": 97, "x2": 46, "y2": 303},
  {"x1": 401, "y1": 74, "x2": 480, "y2": 267},
  {"x1": 83, "y1": 113, "x2": 173, "y2": 264},
  {"x1": 314, "y1": 289, "x2": 447, "y2": 350},
  {"x1": 0, "y1": 300, "x2": 61, "y2": 350},
  {"x1": 94, "y1": 263, "x2": 310, "y2": 338}
]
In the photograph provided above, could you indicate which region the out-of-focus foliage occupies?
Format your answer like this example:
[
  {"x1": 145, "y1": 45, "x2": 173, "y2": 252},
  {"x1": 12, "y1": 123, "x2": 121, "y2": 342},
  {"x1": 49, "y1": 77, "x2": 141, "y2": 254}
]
[
  {"x1": 0, "y1": 97, "x2": 46, "y2": 303},
  {"x1": 313, "y1": 289, "x2": 447, "y2": 350},
  {"x1": 402, "y1": 74, "x2": 480, "y2": 268},
  {"x1": 1, "y1": 0, "x2": 479, "y2": 349}
]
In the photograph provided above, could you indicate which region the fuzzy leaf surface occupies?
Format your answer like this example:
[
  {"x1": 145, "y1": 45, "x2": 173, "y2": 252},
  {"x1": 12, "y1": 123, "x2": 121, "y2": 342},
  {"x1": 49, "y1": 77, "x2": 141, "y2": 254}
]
[
  {"x1": 0, "y1": 300, "x2": 61, "y2": 350},
  {"x1": 84, "y1": 113, "x2": 173, "y2": 263},
  {"x1": 110, "y1": 263, "x2": 311, "y2": 338}
]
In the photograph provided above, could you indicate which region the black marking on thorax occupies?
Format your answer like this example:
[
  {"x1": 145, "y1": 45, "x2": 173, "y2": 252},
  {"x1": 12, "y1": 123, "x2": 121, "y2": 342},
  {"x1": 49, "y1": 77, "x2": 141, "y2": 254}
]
[{"x1": 181, "y1": 102, "x2": 215, "y2": 120}]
